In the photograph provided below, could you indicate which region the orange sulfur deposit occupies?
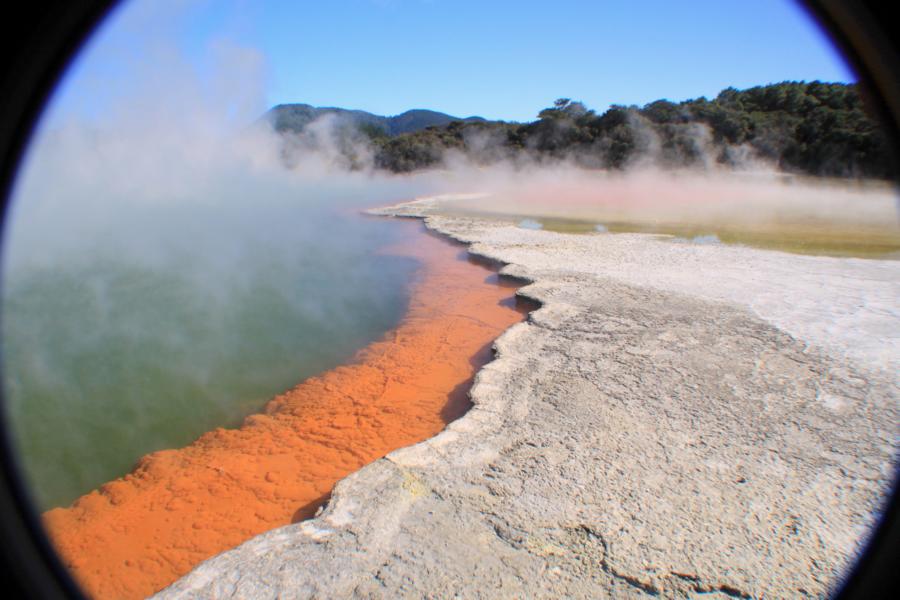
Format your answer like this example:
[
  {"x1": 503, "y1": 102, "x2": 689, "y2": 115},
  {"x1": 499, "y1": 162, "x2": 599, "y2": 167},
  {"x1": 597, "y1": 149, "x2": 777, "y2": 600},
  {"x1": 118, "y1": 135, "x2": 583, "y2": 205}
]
[{"x1": 43, "y1": 219, "x2": 531, "y2": 599}]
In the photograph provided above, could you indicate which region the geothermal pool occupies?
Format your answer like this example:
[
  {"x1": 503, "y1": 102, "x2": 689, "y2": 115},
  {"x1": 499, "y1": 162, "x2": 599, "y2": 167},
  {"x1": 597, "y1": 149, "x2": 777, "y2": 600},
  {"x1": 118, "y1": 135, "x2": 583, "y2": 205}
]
[
  {"x1": 434, "y1": 172, "x2": 900, "y2": 259},
  {"x1": 3, "y1": 209, "x2": 529, "y2": 599},
  {"x1": 1, "y1": 206, "x2": 420, "y2": 511}
]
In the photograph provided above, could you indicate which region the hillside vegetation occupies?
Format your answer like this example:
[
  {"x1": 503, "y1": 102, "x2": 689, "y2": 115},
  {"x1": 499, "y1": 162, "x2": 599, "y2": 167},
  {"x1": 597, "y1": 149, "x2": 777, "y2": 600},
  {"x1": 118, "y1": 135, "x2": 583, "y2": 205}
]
[
  {"x1": 267, "y1": 104, "x2": 486, "y2": 137},
  {"x1": 268, "y1": 82, "x2": 895, "y2": 179}
]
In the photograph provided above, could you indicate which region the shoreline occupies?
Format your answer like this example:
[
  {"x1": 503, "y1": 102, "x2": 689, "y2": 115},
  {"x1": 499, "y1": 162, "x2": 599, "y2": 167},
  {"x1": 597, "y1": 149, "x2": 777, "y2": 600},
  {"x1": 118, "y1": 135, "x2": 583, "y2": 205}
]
[
  {"x1": 158, "y1": 198, "x2": 899, "y2": 598},
  {"x1": 42, "y1": 217, "x2": 529, "y2": 599}
]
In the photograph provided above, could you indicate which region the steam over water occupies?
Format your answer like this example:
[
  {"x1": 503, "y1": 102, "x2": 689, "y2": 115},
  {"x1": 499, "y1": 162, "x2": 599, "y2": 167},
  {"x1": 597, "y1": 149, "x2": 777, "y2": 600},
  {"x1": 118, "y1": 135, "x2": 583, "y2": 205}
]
[{"x1": 1, "y1": 133, "x2": 436, "y2": 509}]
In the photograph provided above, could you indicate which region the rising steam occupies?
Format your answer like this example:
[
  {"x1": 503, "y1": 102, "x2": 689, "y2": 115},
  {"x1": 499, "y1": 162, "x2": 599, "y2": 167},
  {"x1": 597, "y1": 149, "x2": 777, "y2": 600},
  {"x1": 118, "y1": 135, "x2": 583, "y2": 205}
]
[{"x1": 0, "y1": 5, "x2": 442, "y2": 509}]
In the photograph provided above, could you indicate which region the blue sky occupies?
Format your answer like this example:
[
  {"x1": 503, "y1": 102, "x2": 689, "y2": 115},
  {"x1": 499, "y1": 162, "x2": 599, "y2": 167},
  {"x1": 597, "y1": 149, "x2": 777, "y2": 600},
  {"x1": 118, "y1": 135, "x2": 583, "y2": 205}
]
[{"x1": 53, "y1": 0, "x2": 854, "y2": 124}]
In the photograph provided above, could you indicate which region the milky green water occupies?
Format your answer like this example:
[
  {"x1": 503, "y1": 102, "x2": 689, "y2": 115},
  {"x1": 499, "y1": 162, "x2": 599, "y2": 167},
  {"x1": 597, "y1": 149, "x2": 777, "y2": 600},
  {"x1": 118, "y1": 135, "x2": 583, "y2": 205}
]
[{"x1": 1, "y1": 197, "x2": 420, "y2": 511}]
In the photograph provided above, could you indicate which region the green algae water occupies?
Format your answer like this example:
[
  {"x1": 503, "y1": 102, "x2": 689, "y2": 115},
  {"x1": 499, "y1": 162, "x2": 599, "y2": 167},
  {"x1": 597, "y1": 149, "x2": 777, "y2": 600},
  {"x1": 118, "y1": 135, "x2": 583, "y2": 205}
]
[
  {"x1": 535, "y1": 217, "x2": 900, "y2": 258},
  {"x1": 440, "y1": 209, "x2": 900, "y2": 259},
  {"x1": 1, "y1": 174, "x2": 428, "y2": 510}
]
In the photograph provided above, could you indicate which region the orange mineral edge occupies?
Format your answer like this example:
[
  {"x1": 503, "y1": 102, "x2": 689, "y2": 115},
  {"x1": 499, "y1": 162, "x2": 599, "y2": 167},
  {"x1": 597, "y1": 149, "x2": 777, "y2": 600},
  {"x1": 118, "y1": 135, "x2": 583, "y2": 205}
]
[{"x1": 43, "y1": 217, "x2": 531, "y2": 599}]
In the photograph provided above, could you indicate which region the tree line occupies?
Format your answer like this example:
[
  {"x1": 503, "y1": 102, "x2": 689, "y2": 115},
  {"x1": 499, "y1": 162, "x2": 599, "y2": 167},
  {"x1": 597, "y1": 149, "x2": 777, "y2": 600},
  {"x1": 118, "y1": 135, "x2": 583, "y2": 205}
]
[{"x1": 363, "y1": 82, "x2": 894, "y2": 179}]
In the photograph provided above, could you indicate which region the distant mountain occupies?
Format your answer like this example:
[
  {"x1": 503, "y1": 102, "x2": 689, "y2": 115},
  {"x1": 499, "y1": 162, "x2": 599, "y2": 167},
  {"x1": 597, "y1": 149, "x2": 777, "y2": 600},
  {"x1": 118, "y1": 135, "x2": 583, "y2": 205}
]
[{"x1": 265, "y1": 103, "x2": 486, "y2": 137}]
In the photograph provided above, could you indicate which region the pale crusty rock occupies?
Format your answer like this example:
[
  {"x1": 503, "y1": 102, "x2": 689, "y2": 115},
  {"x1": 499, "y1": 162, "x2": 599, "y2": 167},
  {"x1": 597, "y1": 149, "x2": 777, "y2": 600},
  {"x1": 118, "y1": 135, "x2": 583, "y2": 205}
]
[{"x1": 155, "y1": 199, "x2": 899, "y2": 600}]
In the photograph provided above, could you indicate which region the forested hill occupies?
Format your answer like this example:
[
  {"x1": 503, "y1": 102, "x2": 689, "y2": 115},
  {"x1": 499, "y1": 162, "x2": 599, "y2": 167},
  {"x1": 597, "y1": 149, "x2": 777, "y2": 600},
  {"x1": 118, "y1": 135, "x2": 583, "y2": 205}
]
[
  {"x1": 268, "y1": 82, "x2": 896, "y2": 179},
  {"x1": 266, "y1": 104, "x2": 486, "y2": 137}
]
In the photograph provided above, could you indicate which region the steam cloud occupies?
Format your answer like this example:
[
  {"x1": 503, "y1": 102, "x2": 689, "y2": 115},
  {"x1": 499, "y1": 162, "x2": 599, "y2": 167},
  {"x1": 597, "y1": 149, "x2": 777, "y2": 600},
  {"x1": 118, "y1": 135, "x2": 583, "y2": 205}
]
[{"x1": 0, "y1": 4, "x2": 443, "y2": 509}]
